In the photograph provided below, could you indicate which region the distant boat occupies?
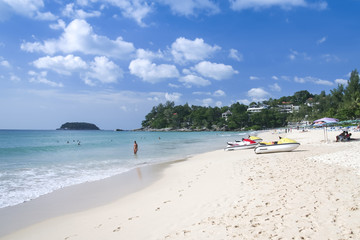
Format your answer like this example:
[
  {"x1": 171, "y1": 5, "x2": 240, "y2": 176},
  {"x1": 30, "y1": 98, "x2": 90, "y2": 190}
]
[{"x1": 254, "y1": 138, "x2": 300, "y2": 154}]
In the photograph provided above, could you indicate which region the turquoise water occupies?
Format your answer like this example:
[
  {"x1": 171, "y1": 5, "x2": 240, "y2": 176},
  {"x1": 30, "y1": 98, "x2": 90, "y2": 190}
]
[{"x1": 0, "y1": 130, "x2": 250, "y2": 208}]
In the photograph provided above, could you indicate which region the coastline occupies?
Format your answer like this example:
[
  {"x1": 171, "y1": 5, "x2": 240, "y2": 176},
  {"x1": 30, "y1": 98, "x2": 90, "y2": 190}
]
[
  {"x1": 0, "y1": 162, "x2": 170, "y2": 237},
  {"x1": 1, "y1": 129, "x2": 360, "y2": 239}
]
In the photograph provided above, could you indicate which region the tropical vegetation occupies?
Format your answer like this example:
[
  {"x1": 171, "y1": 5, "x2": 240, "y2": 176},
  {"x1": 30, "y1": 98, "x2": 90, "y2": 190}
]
[{"x1": 141, "y1": 69, "x2": 360, "y2": 131}]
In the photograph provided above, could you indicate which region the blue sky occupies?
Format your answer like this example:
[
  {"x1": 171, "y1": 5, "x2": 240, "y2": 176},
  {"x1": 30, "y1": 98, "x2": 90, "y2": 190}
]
[{"x1": 0, "y1": 0, "x2": 359, "y2": 130}]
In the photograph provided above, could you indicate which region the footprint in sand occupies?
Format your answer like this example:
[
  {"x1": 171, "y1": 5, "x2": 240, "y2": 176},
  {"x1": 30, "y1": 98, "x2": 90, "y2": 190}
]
[
  {"x1": 64, "y1": 235, "x2": 78, "y2": 240},
  {"x1": 94, "y1": 224, "x2": 102, "y2": 229},
  {"x1": 113, "y1": 226, "x2": 121, "y2": 232}
]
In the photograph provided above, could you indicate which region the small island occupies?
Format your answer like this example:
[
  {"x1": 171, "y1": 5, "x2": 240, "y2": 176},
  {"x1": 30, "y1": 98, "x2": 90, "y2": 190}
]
[{"x1": 57, "y1": 122, "x2": 100, "y2": 130}]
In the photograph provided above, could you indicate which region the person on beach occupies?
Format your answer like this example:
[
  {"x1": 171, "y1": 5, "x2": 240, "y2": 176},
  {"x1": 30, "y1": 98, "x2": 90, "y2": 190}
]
[{"x1": 133, "y1": 141, "x2": 138, "y2": 154}]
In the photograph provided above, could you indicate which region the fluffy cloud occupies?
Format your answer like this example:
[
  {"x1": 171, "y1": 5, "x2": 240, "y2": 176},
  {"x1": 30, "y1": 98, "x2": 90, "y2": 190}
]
[
  {"x1": 102, "y1": 0, "x2": 152, "y2": 26},
  {"x1": 294, "y1": 76, "x2": 333, "y2": 86},
  {"x1": 193, "y1": 61, "x2": 238, "y2": 80},
  {"x1": 147, "y1": 91, "x2": 182, "y2": 103},
  {"x1": 289, "y1": 49, "x2": 310, "y2": 61},
  {"x1": 165, "y1": 92, "x2": 182, "y2": 102},
  {"x1": 49, "y1": 19, "x2": 66, "y2": 30},
  {"x1": 0, "y1": 57, "x2": 10, "y2": 68},
  {"x1": 201, "y1": 98, "x2": 213, "y2": 107},
  {"x1": 321, "y1": 54, "x2": 340, "y2": 63},
  {"x1": 335, "y1": 78, "x2": 348, "y2": 86},
  {"x1": 171, "y1": 37, "x2": 220, "y2": 64},
  {"x1": 129, "y1": 59, "x2": 179, "y2": 83},
  {"x1": 33, "y1": 55, "x2": 87, "y2": 75},
  {"x1": 247, "y1": 88, "x2": 270, "y2": 102},
  {"x1": 1, "y1": 0, "x2": 56, "y2": 20},
  {"x1": 229, "y1": 48, "x2": 243, "y2": 61},
  {"x1": 230, "y1": 0, "x2": 327, "y2": 11},
  {"x1": 28, "y1": 71, "x2": 63, "y2": 87},
  {"x1": 179, "y1": 74, "x2": 211, "y2": 87},
  {"x1": 156, "y1": 0, "x2": 220, "y2": 16},
  {"x1": 213, "y1": 89, "x2": 226, "y2": 97},
  {"x1": 21, "y1": 19, "x2": 135, "y2": 59},
  {"x1": 82, "y1": 56, "x2": 123, "y2": 85},
  {"x1": 237, "y1": 99, "x2": 250, "y2": 105},
  {"x1": 62, "y1": 3, "x2": 101, "y2": 19},
  {"x1": 269, "y1": 83, "x2": 281, "y2": 92},
  {"x1": 136, "y1": 48, "x2": 164, "y2": 60},
  {"x1": 317, "y1": 36, "x2": 327, "y2": 45}
]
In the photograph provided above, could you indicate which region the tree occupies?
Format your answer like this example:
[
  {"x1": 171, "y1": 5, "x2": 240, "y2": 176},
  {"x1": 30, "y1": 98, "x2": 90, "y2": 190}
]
[
  {"x1": 344, "y1": 69, "x2": 360, "y2": 103},
  {"x1": 293, "y1": 90, "x2": 313, "y2": 105}
]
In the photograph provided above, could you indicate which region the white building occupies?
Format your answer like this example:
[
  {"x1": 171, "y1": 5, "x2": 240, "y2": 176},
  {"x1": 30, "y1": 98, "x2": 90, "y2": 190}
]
[
  {"x1": 247, "y1": 105, "x2": 269, "y2": 113},
  {"x1": 222, "y1": 110, "x2": 232, "y2": 121}
]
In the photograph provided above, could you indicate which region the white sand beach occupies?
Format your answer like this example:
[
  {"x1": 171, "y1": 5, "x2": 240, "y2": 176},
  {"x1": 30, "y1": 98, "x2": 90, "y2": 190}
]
[{"x1": 1, "y1": 129, "x2": 360, "y2": 240}]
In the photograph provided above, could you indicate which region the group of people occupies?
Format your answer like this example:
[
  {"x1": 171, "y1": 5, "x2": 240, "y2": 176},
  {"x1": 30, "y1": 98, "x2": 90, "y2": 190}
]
[{"x1": 336, "y1": 131, "x2": 352, "y2": 142}]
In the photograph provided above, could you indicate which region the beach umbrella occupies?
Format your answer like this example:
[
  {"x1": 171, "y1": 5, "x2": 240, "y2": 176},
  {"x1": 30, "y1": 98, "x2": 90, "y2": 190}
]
[
  {"x1": 313, "y1": 117, "x2": 339, "y2": 124},
  {"x1": 313, "y1": 117, "x2": 339, "y2": 142}
]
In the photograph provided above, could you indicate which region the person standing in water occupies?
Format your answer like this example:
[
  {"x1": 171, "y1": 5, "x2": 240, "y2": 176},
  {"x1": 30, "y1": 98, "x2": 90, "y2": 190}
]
[{"x1": 133, "y1": 141, "x2": 138, "y2": 154}]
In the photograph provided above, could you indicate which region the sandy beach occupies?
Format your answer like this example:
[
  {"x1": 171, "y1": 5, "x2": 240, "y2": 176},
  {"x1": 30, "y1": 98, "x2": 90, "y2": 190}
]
[{"x1": 1, "y1": 128, "x2": 360, "y2": 240}]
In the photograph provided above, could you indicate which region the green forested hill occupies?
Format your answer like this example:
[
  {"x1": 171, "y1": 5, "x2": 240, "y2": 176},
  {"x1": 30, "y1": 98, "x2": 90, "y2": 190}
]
[
  {"x1": 58, "y1": 122, "x2": 100, "y2": 130},
  {"x1": 141, "y1": 69, "x2": 360, "y2": 131}
]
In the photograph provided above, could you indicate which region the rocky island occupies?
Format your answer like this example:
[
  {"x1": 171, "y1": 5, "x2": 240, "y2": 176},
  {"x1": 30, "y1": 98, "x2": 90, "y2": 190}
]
[{"x1": 57, "y1": 122, "x2": 100, "y2": 130}]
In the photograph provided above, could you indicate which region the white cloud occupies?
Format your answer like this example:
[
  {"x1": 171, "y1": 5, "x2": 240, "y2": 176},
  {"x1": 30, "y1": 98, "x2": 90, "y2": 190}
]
[
  {"x1": 213, "y1": 89, "x2": 226, "y2": 97},
  {"x1": 21, "y1": 19, "x2": 135, "y2": 59},
  {"x1": 49, "y1": 19, "x2": 66, "y2": 30},
  {"x1": 269, "y1": 83, "x2": 281, "y2": 92},
  {"x1": 129, "y1": 58, "x2": 179, "y2": 83},
  {"x1": 317, "y1": 36, "x2": 327, "y2": 44},
  {"x1": 28, "y1": 71, "x2": 63, "y2": 87},
  {"x1": 247, "y1": 88, "x2": 270, "y2": 102},
  {"x1": 0, "y1": 58, "x2": 10, "y2": 68},
  {"x1": 294, "y1": 76, "x2": 333, "y2": 86},
  {"x1": 201, "y1": 98, "x2": 213, "y2": 107},
  {"x1": 315, "y1": 79, "x2": 333, "y2": 86},
  {"x1": 10, "y1": 74, "x2": 21, "y2": 82},
  {"x1": 249, "y1": 76, "x2": 259, "y2": 80},
  {"x1": 215, "y1": 101, "x2": 222, "y2": 107},
  {"x1": 230, "y1": 0, "x2": 327, "y2": 11},
  {"x1": 136, "y1": 48, "x2": 164, "y2": 60},
  {"x1": 237, "y1": 99, "x2": 250, "y2": 105},
  {"x1": 171, "y1": 37, "x2": 220, "y2": 64},
  {"x1": 193, "y1": 61, "x2": 238, "y2": 80},
  {"x1": 165, "y1": 92, "x2": 182, "y2": 102},
  {"x1": 62, "y1": 3, "x2": 101, "y2": 19},
  {"x1": 193, "y1": 91, "x2": 211, "y2": 95},
  {"x1": 229, "y1": 48, "x2": 243, "y2": 61},
  {"x1": 335, "y1": 78, "x2": 348, "y2": 86},
  {"x1": 157, "y1": 0, "x2": 220, "y2": 16},
  {"x1": 321, "y1": 54, "x2": 340, "y2": 62},
  {"x1": 179, "y1": 74, "x2": 211, "y2": 87},
  {"x1": 1, "y1": 0, "x2": 56, "y2": 20},
  {"x1": 147, "y1": 91, "x2": 181, "y2": 103},
  {"x1": 33, "y1": 55, "x2": 87, "y2": 75},
  {"x1": 168, "y1": 83, "x2": 181, "y2": 88},
  {"x1": 289, "y1": 49, "x2": 311, "y2": 61},
  {"x1": 272, "y1": 75, "x2": 279, "y2": 80},
  {"x1": 102, "y1": 0, "x2": 152, "y2": 27},
  {"x1": 83, "y1": 56, "x2": 123, "y2": 85}
]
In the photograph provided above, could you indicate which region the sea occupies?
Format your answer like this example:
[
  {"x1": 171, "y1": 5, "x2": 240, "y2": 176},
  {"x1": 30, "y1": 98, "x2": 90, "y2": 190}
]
[{"x1": 0, "y1": 130, "x2": 251, "y2": 209}]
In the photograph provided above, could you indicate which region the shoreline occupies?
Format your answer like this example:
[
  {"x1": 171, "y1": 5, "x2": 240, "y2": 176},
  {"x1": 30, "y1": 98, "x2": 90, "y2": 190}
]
[
  {"x1": 1, "y1": 129, "x2": 360, "y2": 239},
  {"x1": 0, "y1": 161, "x2": 175, "y2": 237}
]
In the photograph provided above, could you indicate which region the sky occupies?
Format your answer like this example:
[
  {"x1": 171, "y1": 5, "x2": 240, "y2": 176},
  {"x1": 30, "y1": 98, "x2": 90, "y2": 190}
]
[{"x1": 0, "y1": 0, "x2": 359, "y2": 130}]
